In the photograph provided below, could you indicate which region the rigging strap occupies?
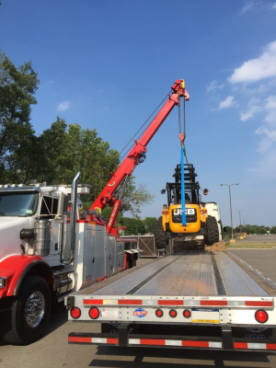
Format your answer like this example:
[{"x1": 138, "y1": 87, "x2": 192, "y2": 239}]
[{"x1": 181, "y1": 145, "x2": 186, "y2": 226}]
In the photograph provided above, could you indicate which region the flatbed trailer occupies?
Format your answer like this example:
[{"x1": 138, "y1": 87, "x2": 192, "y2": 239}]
[{"x1": 67, "y1": 251, "x2": 276, "y2": 353}]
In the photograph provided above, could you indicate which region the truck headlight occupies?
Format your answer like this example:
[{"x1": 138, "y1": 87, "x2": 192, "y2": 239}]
[{"x1": 0, "y1": 277, "x2": 6, "y2": 289}]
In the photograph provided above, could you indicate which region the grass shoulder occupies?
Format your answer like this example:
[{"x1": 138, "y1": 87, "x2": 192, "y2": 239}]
[{"x1": 226, "y1": 241, "x2": 276, "y2": 248}]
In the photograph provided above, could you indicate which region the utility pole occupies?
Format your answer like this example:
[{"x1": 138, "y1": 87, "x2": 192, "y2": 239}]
[{"x1": 220, "y1": 183, "x2": 239, "y2": 240}]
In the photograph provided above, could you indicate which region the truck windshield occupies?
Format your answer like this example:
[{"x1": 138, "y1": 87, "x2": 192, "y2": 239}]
[{"x1": 0, "y1": 192, "x2": 38, "y2": 217}]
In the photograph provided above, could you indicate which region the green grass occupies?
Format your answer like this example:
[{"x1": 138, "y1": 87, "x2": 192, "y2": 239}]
[{"x1": 227, "y1": 242, "x2": 276, "y2": 248}]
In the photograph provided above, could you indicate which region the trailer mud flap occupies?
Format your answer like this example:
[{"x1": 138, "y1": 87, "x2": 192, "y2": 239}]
[
  {"x1": 221, "y1": 324, "x2": 233, "y2": 350},
  {"x1": 118, "y1": 323, "x2": 129, "y2": 347}
]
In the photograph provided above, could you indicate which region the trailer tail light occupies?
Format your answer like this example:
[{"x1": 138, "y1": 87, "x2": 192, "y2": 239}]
[
  {"x1": 169, "y1": 309, "x2": 177, "y2": 318},
  {"x1": 183, "y1": 309, "x2": 191, "y2": 318},
  {"x1": 255, "y1": 310, "x2": 268, "y2": 324},
  {"x1": 89, "y1": 307, "x2": 100, "y2": 320},
  {"x1": 155, "y1": 309, "x2": 163, "y2": 318},
  {"x1": 70, "y1": 307, "x2": 81, "y2": 319}
]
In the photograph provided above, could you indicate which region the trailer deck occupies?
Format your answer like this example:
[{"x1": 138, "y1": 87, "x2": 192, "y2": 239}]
[
  {"x1": 77, "y1": 251, "x2": 269, "y2": 297},
  {"x1": 67, "y1": 251, "x2": 276, "y2": 353}
]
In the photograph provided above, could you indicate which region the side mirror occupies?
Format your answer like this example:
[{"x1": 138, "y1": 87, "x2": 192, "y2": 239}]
[
  {"x1": 203, "y1": 188, "x2": 208, "y2": 196},
  {"x1": 161, "y1": 189, "x2": 166, "y2": 194}
]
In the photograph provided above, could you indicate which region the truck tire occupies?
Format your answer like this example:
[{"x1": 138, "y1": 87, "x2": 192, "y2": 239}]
[
  {"x1": 4, "y1": 276, "x2": 52, "y2": 345},
  {"x1": 204, "y1": 216, "x2": 219, "y2": 245},
  {"x1": 153, "y1": 218, "x2": 168, "y2": 250},
  {"x1": 126, "y1": 254, "x2": 137, "y2": 269}
]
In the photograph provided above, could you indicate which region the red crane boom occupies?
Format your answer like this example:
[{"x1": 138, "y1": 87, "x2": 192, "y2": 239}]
[{"x1": 89, "y1": 79, "x2": 190, "y2": 235}]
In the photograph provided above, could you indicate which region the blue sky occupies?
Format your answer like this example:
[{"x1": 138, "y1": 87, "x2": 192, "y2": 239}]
[{"x1": 1, "y1": 0, "x2": 276, "y2": 226}]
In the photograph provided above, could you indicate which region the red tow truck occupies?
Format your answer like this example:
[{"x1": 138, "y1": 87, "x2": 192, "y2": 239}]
[
  {"x1": 0, "y1": 79, "x2": 189, "y2": 345},
  {"x1": 67, "y1": 81, "x2": 276, "y2": 354}
]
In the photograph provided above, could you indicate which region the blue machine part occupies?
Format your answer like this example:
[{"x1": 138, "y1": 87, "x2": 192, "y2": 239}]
[{"x1": 181, "y1": 146, "x2": 186, "y2": 226}]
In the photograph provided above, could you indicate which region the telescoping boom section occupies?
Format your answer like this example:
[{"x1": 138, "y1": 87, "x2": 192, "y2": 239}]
[{"x1": 89, "y1": 80, "x2": 190, "y2": 235}]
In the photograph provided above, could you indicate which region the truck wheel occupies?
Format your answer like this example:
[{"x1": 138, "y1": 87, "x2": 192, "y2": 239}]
[
  {"x1": 4, "y1": 276, "x2": 52, "y2": 345},
  {"x1": 204, "y1": 216, "x2": 219, "y2": 245},
  {"x1": 153, "y1": 218, "x2": 169, "y2": 250}
]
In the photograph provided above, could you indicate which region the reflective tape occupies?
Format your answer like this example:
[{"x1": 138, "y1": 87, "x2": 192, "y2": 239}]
[
  {"x1": 158, "y1": 300, "x2": 184, "y2": 306},
  {"x1": 68, "y1": 336, "x2": 118, "y2": 345},
  {"x1": 245, "y1": 301, "x2": 273, "y2": 307},
  {"x1": 234, "y1": 342, "x2": 276, "y2": 351},
  {"x1": 128, "y1": 338, "x2": 222, "y2": 349},
  {"x1": 68, "y1": 336, "x2": 91, "y2": 343},
  {"x1": 118, "y1": 299, "x2": 143, "y2": 305},
  {"x1": 82, "y1": 296, "x2": 273, "y2": 309}
]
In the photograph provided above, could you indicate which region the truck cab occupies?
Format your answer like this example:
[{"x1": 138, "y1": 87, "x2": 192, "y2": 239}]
[{"x1": 0, "y1": 176, "x2": 131, "y2": 345}]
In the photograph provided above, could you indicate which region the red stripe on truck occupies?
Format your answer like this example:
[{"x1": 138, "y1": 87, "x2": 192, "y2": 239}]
[
  {"x1": 140, "y1": 339, "x2": 166, "y2": 346},
  {"x1": 266, "y1": 344, "x2": 276, "y2": 350},
  {"x1": 68, "y1": 336, "x2": 91, "y2": 343},
  {"x1": 245, "y1": 301, "x2": 273, "y2": 307},
  {"x1": 234, "y1": 342, "x2": 248, "y2": 349},
  {"x1": 118, "y1": 299, "x2": 143, "y2": 305},
  {"x1": 83, "y1": 299, "x2": 103, "y2": 305},
  {"x1": 158, "y1": 300, "x2": 184, "y2": 306},
  {"x1": 200, "y1": 300, "x2": 227, "y2": 306},
  {"x1": 106, "y1": 338, "x2": 119, "y2": 344},
  {"x1": 182, "y1": 340, "x2": 209, "y2": 348}
]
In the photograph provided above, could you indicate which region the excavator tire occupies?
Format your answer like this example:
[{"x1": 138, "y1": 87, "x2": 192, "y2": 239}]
[
  {"x1": 153, "y1": 218, "x2": 168, "y2": 250},
  {"x1": 204, "y1": 216, "x2": 219, "y2": 245}
]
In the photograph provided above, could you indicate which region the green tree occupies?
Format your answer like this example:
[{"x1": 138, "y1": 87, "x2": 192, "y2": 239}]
[
  {"x1": 0, "y1": 52, "x2": 39, "y2": 182},
  {"x1": 0, "y1": 52, "x2": 152, "y2": 215},
  {"x1": 39, "y1": 120, "x2": 152, "y2": 215},
  {"x1": 121, "y1": 177, "x2": 153, "y2": 217},
  {"x1": 39, "y1": 118, "x2": 70, "y2": 183},
  {"x1": 120, "y1": 217, "x2": 145, "y2": 235},
  {"x1": 143, "y1": 217, "x2": 158, "y2": 233}
]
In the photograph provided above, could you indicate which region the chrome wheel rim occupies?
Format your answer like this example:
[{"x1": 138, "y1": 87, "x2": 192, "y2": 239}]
[{"x1": 24, "y1": 291, "x2": 45, "y2": 328}]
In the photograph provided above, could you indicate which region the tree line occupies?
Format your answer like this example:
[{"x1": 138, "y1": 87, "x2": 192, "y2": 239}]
[
  {"x1": 0, "y1": 52, "x2": 152, "y2": 215},
  {"x1": 224, "y1": 225, "x2": 276, "y2": 235}
]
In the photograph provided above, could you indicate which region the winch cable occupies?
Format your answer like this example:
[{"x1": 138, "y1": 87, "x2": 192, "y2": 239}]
[
  {"x1": 119, "y1": 92, "x2": 169, "y2": 161},
  {"x1": 178, "y1": 96, "x2": 188, "y2": 226}
]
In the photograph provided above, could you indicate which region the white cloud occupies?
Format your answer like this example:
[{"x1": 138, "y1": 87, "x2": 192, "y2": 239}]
[
  {"x1": 264, "y1": 96, "x2": 276, "y2": 126},
  {"x1": 249, "y1": 149, "x2": 276, "y2": 178},
  {"x1": 240, "y1": 98, "x2": 262, "y2": 121},
  {"x1": 256, "y1": 126, "x2": 276, "y2": 152},
  {"x1": 219, "y1": 96, "x2": 235, "y2": 109},
  {"x1": 229, "y1": 41, "x2": 276, "y2": 83},
  {"x1": 255, "y1": 95, "x2": 276, "y2": 151},
  {"x1": 272, "y1": 3, "x2": 276, "y2": 10},
  {"x1": 207, "y1": 80, "x2": 224, "y2": 92},
  {"x1": 57, "y1": 100, "x2": 70, "y2": 112},
  {"x1": 241, "y1": 1, "x2": 254, "y2": 14},
  {"x1": 265, "y1": 95, "x2": 276, "y2": 111}
]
